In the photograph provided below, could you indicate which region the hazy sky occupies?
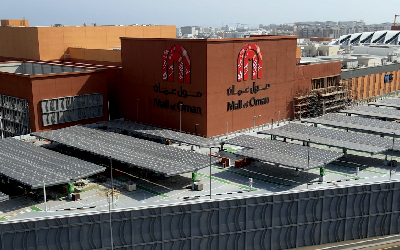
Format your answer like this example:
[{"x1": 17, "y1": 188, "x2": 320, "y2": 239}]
[{"x1": 0, "y1": 0, "x2": 398, "y2": 28}]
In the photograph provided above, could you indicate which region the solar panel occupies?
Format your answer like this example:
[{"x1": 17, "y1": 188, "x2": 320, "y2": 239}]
[
  {"x1": 340, "y1": 105, "x2": 400, "y2": 120},
  {"x1": 258, "y1": 123, "x2": 388, "y2": 154},
  {"x1": 0, "y1": 191, "x2": 8, "y2": 202},
  {"x1": 0, "y1": 138, "x2": 105, "y2": 189},
  {"x1": 304, "y1": 113, "x2": 400, "y2": 137},
  {"x1": 95, "y1": 120, "x2": 220, "y2": 148},
  {"x1": 33, "y1": 126, "x2": 220, "y2": 177},
  {"x1": 369, "y1": 98, "x2": 400, "y2": 108},
  {"x1": 225, "y1": 134, "x2": 343, "y2": 165},
  {"x1": 233, "y1": 148, "x2": 322, "y2": 170}
]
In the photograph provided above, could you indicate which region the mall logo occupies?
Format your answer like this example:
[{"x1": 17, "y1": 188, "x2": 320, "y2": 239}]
[
  {"x1": 162, "y1": 45, "x2": 191, "y2": 83},
  {"x1": 237, "y1": 44, "x2": 262, "y2": 81}
]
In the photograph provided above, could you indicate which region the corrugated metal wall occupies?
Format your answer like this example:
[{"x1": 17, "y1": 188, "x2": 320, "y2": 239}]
[{"x1": 1, "y1": 180, "x2": 400, "y2": 250}]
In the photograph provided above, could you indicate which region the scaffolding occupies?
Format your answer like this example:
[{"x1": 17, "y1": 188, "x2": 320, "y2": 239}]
[{"x1": 293, "y1": 77, "x2": 352, "y2": 120}]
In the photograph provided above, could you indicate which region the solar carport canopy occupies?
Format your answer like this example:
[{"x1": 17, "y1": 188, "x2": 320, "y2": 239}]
[
  {"x1": 0, "y1": 192, "x2": 8, "y2": 202},
  {"x1": 225, "y1": 134, "x2": 343, "y2": 168},
  {"x1": 368, "y1": 98, "x2": 400, "y2": 109},
  {"x1": 33, "y1": 126, "x2": 219, "y2": 177},
  {"x1": 0, "y1": 138, "x2": 105, "y2": 189},
  {"x1": 304, "y1": 113, "x2": 400, "y2": 137},
  {"x1": 340, "y1": 106, "x2": 400, "y2": 120},
  {"x1": 233, "y1": 148, "x2": 323, "y2": 170},
  {"x1": 258, "y1": 123, "x2": 389, "y2": 154},
  {"x1": 96, "y1": 120, "x2": 219, "y2": 148}
]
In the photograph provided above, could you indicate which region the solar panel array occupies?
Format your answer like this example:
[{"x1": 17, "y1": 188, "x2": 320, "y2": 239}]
[
  {"x1": 259, "y1": 123, "x2": 389, "y2": 154},
  {"x1": 340, "y1": 106, "x2": 400, "y2": 120},
  {"x1": 33, "y1": 126, "x2": 219, "y2": 176},
  {"x1": 0, "y1": 192, "x2": 8, "y2": 202},
  {"x1": 225, "y1": 135, "x2": 343, "y2": 163},
  {"x1": 96, "y1": 120, "x2": 219, "y2": 148},
  {"x1": 225, "y1": 135, "x2": 343, "y2": 169},
  {"x1": 304, "y1": 113, "x2": 400, "y2": 136},
  {"x1": 233, "y1": 148, "x2": 322, "y2": 170},
  {"x1": 369, "y1": 98, "x2": 400, "y2": 108},
  {"x1": 0, "y1": 138, "x2": 105, "y2": 189}
]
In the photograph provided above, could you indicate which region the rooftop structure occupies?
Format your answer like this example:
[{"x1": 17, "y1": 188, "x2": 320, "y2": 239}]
[
  {"x1": 0, "y1": 137, "x2": 105, "y2": 188},
  {"x1": 32, "y1": 125, "x2": 219, "y2": 176},
  {"x1": 0, "y1": 61, "x2": 100, "y2": 75},
  {"x1": 0, "y1": 20, "x2": 176, "y2": 61},
  {"x1": 304, "y1": 113, "x2": 400, "y2": 137},
  {"x1": 259, "y1": 123, "x2": 392, "y2": 154},
  {"x1": 340, "y1": 105, "x2": 400, "y2": 120},
  {"x1": 224, "y1": 134, "x2": 343, "y2": 170},
  {"x1": 334, "y1": 30, "x2": 400, "y2": 46},
  {"x1": 95, "y1": 120, "x2": 220, "y2": 148}
]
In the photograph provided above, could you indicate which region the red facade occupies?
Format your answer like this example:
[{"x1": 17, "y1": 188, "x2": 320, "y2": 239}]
[{"x1": 119, "y1": 36, "x2": 341, "y2": 137}]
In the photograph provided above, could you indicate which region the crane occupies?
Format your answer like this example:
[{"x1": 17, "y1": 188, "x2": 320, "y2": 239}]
[
  {"x1": 229, "y1": 23, "x2": 249, "y2": 29},
  {"x1": 394, "y1": 15, "x2": 400, "y2": 26}
]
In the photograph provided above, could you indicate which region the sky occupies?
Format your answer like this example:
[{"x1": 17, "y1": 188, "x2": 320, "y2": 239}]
[{"x1": 0, "y1": 0, "x2": 398, "y2": 28}]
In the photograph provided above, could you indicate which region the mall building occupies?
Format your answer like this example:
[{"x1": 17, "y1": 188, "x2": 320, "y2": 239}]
[
  {"x1": 0, "y1": 20, "x2": 342, "y2": 138},
  {"x1": 119, "y1": 36, "x2": 341, "y2": 137}
]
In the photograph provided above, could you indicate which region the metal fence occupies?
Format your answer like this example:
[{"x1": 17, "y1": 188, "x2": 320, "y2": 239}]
[
  {"x1": 1, "y1": 180, "x2": 400, "y2": 250},
  {"x1": 41, "y1": 93, "x2": 103, "y2": 126},
  {"x1": 0, "y1": 94, "x2": 29, "y2": 138}
]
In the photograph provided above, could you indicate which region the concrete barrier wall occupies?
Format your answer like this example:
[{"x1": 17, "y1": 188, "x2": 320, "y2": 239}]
[{"x1": 1, "y1": 180, "x2": 400, "y2": 250}]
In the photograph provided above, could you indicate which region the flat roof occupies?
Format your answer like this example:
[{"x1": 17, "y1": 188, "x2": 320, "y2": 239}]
[
  {"x1": 95, "y1": 120, "x2": 220, "y2": 148},
  {"x1": 368, "y1": 98, "x2": 400, "y2": 109},
  {"x1": 340, "y1": 106, "x2": 400, "y2": 120},
  {"x1": 32, "y1": 126, "x2": 220, "y2": 177},
  {"x1": 0, "y1": 138, "x2": 105, "y2": 189},
  {"x1": 232, "y1": 148, "x2": 322, "y2": 170},
  {"x1": 303, "y1": 113, "x2": 400, "y2": 137},
  {"x1": 0, "y1": 62, "x2": 98, "y2": 76},
  {"x1": 120, "y1": 35, "x2": 297, "y2": 43},
  {"x1": 258, "y1": 123, "x2": 389, "y2": 154},
  {"x1": 224, "y1": 135, "x2": 343, "y2": 170}
]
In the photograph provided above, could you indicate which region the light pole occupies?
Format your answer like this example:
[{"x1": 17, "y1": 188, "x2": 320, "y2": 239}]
[
  {"x1": 390, "y1": 133, "x2": 395, "y2": 179},
  {"x1": 109, "y1": 157, "x2": 114, "y2": 250},
  {"x1": 179, "y1": 103, "x2": 183, "y2": 133},
  {"x1": 136, "y1": 99, "x2": 139, "y2": 122},
  {"x1": 307, "y1": 138, "x2": 310, "y2": 189},
  {"x1": 194, "y1": 124, "x2": 199, "y2": 135},
  {"x1": 269, "y1": 118, "x2": 274, "y2": 129},
  {"x1": 110, "y1": 157, "x2": 114, "y2": 209},
  {"x1": 209, "y1": 146, "x2": 220, "y2": 199},
  {"x1": 253, "y1": 115, "x2": 261, "y2": 131},
  {"x1": 226, "y1": 122, "x2": 229, "y2": 139}
]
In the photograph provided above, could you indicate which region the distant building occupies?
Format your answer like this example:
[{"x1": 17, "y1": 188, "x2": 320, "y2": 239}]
[{"x1": 180, "y1": 26, "x2": 195, "y2": 36}]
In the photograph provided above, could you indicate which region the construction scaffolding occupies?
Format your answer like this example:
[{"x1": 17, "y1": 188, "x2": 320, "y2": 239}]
[{"x1": 293, "y1": 77, "x2": 352, "y2": 120}]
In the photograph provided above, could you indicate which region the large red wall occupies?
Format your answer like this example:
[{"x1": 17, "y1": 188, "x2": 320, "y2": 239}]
[
  {"x1": 30, "y1": 71, "x2": 109, "y2": 131},
  {"x1": 205, "y1": 37, "x2": 297, "y2": 136},
  {"x1": 120, "y1": 37, "x2": 341, "y2": 137},
  {"x1": 0, "y1": 70, "x2": 108, "y2": 132},
  {"x1": 120, "y1": 38, "x2": 208, "y2": 135}
]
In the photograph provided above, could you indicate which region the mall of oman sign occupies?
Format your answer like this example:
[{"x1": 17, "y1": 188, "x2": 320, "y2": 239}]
[
  {"x1": 154, "y1": 45, "x2": 202, "y2": 114},
  {"x1": 227, "y1": 44, "x2": 270, "y2": 111}
]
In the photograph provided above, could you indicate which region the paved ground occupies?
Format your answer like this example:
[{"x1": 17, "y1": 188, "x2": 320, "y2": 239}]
[{"x1": 1, "y1": 121, "x2": 400, "y2": 224}]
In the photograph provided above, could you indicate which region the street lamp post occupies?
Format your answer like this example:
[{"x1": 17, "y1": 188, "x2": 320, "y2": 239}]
[
  {"x1": 209, "y1": 146, "x2": 220, "y2": 199},
  {"x1": 307, "y1": 139, "x2": 310, "y2": 189},
  {"x1": 253, "y1": 115, "x2": 261, "y2": 131},
  {"x1": 136, "y1": 99, "x2": 139, "y2": 122},
  {"x1": 194, "y1": 124, "x2": 199, "y2": 135},
  {"x1": 269, "y1": 118, "x2": 274, "y2": 129},
  {"x1": 108, "y1": 156, "x2": 115, "y2": 250},
  {"x1": 179, "y1": 103, "x2": 183, "y2": 133}
]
